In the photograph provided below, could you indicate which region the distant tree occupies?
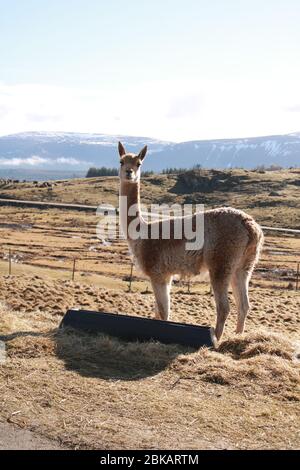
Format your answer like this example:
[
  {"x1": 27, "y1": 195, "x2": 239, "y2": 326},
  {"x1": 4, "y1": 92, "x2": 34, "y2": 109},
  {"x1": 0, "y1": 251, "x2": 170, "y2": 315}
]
[
  {"x1": 192, "y1": 163, "x2": 202, "y2": 170},
  {"x1": 86, "y1": 167, "x2": 118, "y2": 177},
  {"x1": 161, "y1": 164, "x2": 202, "y2": 175},
  {"x1": 86, "y1": 164, "x2": 203, "y2": 178},
  {"x1": 162, "y1": 167, "x2": 189, "y2": 175}
]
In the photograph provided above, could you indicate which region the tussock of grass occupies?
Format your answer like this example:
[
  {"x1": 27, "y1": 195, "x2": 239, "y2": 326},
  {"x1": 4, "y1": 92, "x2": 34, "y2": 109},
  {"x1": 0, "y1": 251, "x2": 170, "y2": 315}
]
[
  {"x1": 218, "y1": 331, "x2": 296, "y2": 360},
  {"x1": 173, "y1": 332, "x2": 300, "y2": 400}
]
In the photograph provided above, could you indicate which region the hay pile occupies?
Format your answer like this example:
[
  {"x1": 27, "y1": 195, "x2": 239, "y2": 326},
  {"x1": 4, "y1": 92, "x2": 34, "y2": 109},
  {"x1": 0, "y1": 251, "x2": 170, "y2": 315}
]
[{"x1": 173, "y1": 332, "x2": 300, "y2": 401}]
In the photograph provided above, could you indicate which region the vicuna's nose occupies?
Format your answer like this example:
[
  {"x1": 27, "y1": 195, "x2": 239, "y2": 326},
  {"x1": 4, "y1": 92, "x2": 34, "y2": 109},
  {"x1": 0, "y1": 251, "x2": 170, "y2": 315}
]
[{"x1": 126, "y1": 169, "x2": 133, "y2": 176}]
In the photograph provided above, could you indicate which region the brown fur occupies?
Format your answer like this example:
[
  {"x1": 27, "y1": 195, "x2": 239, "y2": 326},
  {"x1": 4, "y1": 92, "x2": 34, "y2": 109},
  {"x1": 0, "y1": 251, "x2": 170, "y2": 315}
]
[{"x1": 118, "y1": 143, "x2": 264, "y2": 341}]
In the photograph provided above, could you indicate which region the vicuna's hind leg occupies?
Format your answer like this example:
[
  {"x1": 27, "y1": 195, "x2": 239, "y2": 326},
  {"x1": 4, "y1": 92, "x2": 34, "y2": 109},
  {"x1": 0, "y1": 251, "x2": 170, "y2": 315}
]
[
  {"x1": 231, "y1": 269, "x2": 250, "y2": 334},
  {"x1": 151, "y1": 277, "x2": 172, "y2": 321},
  {"x1": 210, "y1": 273, "x2": 231, "y2": 340}
]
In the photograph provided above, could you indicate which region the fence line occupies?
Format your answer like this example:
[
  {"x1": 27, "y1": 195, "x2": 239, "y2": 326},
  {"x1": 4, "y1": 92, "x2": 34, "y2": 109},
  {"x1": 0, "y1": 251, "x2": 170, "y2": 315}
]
[
  {"x1": 8, "y1": 249, "x2": 11, "y2": 276},
  {"x1": 127, "y1": 263, "x2": 134, "y2": 293},
  {"x1": 2, "y1": 248, "x2": 300, "y2": 292},
  {"x1": 72, "y1": 258, "x2": 76, "y2": 281}
]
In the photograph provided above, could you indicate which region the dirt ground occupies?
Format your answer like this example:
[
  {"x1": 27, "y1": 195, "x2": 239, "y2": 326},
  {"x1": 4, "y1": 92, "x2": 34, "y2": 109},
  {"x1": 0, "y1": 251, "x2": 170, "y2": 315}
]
[{"x1": 0, "y1": 422, "x2": 66, "y2": 450}]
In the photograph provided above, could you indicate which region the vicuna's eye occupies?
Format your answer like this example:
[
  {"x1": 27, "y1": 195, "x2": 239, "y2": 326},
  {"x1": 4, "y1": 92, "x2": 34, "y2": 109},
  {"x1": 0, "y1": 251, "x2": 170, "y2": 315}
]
[
  {"x1": 136, "y1": 162, "x2": 141, "y2": 168},
  {"x1": 120, "y1": 161, "x2": 124, "y2": 166}
]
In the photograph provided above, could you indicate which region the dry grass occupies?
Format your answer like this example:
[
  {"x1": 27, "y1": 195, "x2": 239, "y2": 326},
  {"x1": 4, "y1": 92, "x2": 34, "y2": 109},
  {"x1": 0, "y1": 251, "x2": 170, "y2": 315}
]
[
  {"x1": 0, "y1": 275, "x2": 299, "y2": 338},
  {"x1": 173, "y1": 333, "x2": 300, "y2": 400},
  {"x1": 0, "y1": 284, "x2": 299, "y2": 450},
  {"x1": 1, "y1": 168, "x2": 299, "y2": 227},
  {"x1": 0, "y1": 205, "x2": 299, "y2": 293},
  {"x1": 0, "y1": 171, "x2": 299, "y2": 448}
]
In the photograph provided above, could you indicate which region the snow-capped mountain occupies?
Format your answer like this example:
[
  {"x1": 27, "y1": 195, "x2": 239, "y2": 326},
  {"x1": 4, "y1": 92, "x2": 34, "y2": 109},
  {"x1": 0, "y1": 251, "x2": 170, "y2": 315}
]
[
  {"x1": 166, "y1": 133, "x2": 300, "y2": 170},
  {"x1": 0, "y1": 132, "x2": 172, "y2": 173},
  {"x1": 0, "y1": 131, "x2": 299, "y2": 173}
]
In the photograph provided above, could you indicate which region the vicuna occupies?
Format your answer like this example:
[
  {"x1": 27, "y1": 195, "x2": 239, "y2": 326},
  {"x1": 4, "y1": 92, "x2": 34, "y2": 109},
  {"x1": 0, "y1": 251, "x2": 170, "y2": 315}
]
[{"x1": 118, "y1": 142, "x2": 263, "y2": 341}]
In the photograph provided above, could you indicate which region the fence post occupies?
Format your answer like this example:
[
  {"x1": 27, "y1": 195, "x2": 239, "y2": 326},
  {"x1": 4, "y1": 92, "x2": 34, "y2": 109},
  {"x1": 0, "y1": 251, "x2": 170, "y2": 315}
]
[
  {"x1": 296, "y1": 262, "x2": 299, "y2": 292},
  {"x1": 8, "y1": 249, "x2": 12, "y2": 276},
  {"x1": 72, "y1": 258, "x2": 76, "y2": 281},
  {"x1": 128, "y1": 262, "x2": 133, "y2": 292}
]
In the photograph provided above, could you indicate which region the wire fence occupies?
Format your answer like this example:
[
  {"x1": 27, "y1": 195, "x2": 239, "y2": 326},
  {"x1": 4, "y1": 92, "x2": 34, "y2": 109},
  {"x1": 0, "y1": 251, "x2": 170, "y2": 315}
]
[{"x1": 2, "y1": 245, "x2": 300, "y2": 293}]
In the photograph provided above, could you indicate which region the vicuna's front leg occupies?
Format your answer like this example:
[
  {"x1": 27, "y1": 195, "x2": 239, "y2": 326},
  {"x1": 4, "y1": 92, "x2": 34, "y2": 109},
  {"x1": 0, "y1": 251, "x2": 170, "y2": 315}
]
[{"x1": 150, "y1": 277, "x2": 172, "y2": 321}]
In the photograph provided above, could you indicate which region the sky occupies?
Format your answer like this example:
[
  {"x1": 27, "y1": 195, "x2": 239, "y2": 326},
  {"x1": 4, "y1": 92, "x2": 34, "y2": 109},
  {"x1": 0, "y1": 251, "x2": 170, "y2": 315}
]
[{"x1": 0, "y1": 0, "x2": 300, "y2": 142}]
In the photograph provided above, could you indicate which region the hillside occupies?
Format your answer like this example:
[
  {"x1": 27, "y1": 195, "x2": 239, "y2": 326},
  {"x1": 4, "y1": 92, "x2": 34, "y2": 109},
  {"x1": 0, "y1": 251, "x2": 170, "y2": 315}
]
[
  {"x1": 0, "y1": 131, "x2": 299, "y2": 173},
  {"x1": 0, "y1": 168, "x2": 299, "y2": 228}
]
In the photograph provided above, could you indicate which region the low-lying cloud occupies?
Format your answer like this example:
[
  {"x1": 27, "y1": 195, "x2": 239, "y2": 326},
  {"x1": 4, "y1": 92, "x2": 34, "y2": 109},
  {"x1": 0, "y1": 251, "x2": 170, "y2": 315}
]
[{"x1": 0, "y1": 155, "x2": 83, "y2": 167}]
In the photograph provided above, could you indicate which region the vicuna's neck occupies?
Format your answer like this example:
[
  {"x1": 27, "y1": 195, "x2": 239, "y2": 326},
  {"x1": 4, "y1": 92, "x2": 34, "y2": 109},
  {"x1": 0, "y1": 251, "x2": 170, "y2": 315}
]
[{"x1": 119, "y1": 180, "x2": 142, "y2": 239}]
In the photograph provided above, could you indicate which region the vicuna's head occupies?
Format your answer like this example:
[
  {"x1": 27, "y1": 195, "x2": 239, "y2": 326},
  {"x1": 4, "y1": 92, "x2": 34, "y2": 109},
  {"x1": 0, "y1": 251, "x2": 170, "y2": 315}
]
[{"x1": 118, "y1": 141, "x2": 147, "y2": 183}]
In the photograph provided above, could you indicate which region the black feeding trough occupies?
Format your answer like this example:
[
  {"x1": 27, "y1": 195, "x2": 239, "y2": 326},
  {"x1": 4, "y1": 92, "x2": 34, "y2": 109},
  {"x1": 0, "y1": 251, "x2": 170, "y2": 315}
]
[{"x1": 60, "y1": 309, "x2": 217, "y2": 349}]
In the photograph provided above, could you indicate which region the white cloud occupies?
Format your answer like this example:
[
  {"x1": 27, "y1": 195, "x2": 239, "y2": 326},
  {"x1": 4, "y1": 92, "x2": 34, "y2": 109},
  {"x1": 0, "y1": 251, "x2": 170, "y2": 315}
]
[
  {"x1": 0, "y1": 155, "x2": 48, "y2": 167},
  {"x1": 0, "y1": 155, "x2": 84, "y2": 167},
  {"x1": 56, "y1": 157, "x2": 83, "y2": 165},
  {"x1": 0, "y1": 79, "x2": 300, "y2": 142}
]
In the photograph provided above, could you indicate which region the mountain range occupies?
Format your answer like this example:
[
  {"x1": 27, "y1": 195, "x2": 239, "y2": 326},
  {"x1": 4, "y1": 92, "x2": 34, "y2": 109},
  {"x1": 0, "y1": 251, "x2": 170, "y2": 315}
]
[{"x1": 0, "y1": 131, "x2": 299, "y2": 175}]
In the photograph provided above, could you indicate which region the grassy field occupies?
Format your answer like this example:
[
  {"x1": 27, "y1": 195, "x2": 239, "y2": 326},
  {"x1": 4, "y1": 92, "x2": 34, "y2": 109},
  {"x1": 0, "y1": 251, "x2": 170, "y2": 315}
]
[
  {"x1": 0, "y1": 205, "x2": 298, "y2": 291},
  {"x1": 0, "y1": 170, "x2": 299, "y2": 449},
  {"x1": 1, "y1": 167, "x2": 299, "y2": 227}
]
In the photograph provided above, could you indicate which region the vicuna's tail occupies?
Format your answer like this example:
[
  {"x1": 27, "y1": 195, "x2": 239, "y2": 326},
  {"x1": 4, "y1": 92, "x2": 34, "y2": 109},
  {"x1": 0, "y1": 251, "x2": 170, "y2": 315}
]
[{"x1": 242, "y1": 219, "x2": 264, "y2": 273}]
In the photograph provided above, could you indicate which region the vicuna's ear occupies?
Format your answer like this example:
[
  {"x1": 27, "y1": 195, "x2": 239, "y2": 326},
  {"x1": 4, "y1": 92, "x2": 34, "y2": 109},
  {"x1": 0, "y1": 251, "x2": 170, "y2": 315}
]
[
  {"x1": 118, "y1": 141, "x2": 126, "y2": 157},
  {"x1": 138, "y1": 145, "x2": 148, "y2": 161}
]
